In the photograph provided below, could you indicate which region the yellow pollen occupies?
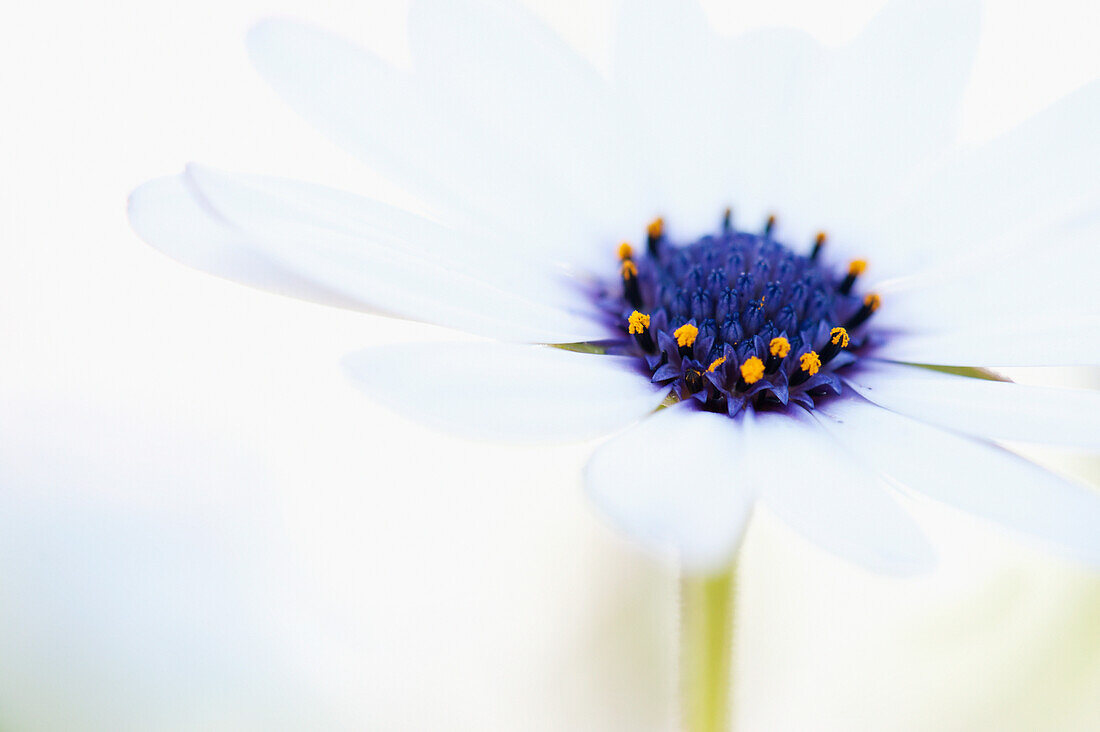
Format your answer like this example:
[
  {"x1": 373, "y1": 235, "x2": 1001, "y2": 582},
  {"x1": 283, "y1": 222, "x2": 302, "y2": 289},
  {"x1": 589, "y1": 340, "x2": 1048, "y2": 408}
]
[
  {"x1": 799, "y1": 351, "x2": 822, "y2": 376},
  {"x1": 769, "y1": 337, "x2": 790, "y2": 357},
  {"x1": 617, "y1": 242, "x2": 633, "y2": 260},
  {"x1": 815, "y1": 231, "x2": 827, "y2": 245},
  {"x1": 627, "y1": 310, "x2": 650, "y2": 335},
  {"x1": 830, "y1": 327, "x2": 850, "y2": 348},
  {"x1": 647, "y1": 217, "x2": 664, "y2": 239},
  {"x1": 740, "y1": 357, "x2": 765, "y2": 385},
  {"x1": 848, "y1": 259, "x2": 867, "y2": 276},
  {"x1": 621, "y1": 260, "x2": 637, "y2": 279},
  {"x1": 674, "y1": 323, "x2": 699, "y2": 348},
  {"x1": 864, "y1": 293, "x2": 881, "y2": 311},
  {"x1": 707, "y1": 356, "x2": 727, "y2": 373}
]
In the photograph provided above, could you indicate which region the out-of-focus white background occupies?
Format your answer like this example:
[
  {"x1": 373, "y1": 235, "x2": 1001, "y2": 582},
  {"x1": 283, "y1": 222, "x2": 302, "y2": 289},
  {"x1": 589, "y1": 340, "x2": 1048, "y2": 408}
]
[{"x1": 2, "y1": 1, "x2": 1100, "y2": 729}]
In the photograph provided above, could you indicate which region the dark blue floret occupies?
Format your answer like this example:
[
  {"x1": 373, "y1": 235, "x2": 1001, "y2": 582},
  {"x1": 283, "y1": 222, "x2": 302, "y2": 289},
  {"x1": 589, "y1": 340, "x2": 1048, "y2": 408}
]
[{"x1": 603, "y1": 214, "x2": 881, "y2": 417}]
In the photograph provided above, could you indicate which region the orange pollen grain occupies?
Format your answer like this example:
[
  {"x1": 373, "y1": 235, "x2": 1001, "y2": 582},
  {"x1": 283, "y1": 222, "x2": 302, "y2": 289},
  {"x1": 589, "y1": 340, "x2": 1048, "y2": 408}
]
[
  {"x1": 673, "y1": 323, "x2": 699, "y2": 348},
  {"x1": 799, "y1": 352, "x2": 821, "y2": 375},
  {"x1": 647, "y1": 217, "x2": 664, "y2": 239},
  {"x1": 740, "y1": 357, "x2": 765, "y2": 384}
]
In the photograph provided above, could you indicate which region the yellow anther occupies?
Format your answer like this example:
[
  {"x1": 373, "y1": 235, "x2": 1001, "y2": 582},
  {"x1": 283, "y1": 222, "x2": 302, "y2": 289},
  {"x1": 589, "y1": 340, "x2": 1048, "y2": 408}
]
[
  {"x1": 740, "y1": 357, "x2": 765, "y2": 385},
  {"x1": 621, "y1": 259, "x2": 638, "y2": 279},
  {"x1": 674, "y1": 323, "x2": 699, "y2": 348},
  {"x1": 815, "y1": 231, "x2": 827, "y2": 246},
  {"x1": 627, "y1": 310, "x2": 650, "y2": 335},
  {"x1": 647, "y1": 217, "x2": 664, "y2": 240},
  {"x1": 707, "y1": 356, "x2": 727, "y2": 373},
  {"x1": 769, "y1": 337, "x2": 791, "y2": 358},
  {"x1": 799, "y1": 351, "x2": 822, "y2": 376},
  {"x1": 864, "y1": 293, "x2": 881, "y2": 311},
  {"x1": 830, "y1": 327, "x2": 850, "y2": 348},
  {"x1": 848, "y1": 259, "x2": 867, "y2": 276},
  {"x1": 617, "y1": 242, "x2": 634, "y2": 260}
]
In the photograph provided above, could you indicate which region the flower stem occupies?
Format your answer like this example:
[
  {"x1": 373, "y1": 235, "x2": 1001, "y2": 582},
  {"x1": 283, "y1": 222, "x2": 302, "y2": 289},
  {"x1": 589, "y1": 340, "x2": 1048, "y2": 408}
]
[{"x1": 680, "y1": 560, "x2": 737, "y2": 732}]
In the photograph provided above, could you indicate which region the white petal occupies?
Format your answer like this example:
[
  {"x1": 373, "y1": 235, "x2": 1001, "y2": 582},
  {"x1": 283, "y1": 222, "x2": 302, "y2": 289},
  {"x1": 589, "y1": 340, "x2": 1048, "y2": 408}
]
[
  {"x1": 407, "y1": 0, "x2": 648, "y2": 243},
  {"x1": 136, "y1": 165, "x2": 611, "y2": 343},
  {"x1": 845, "y1": 362, "x2": 1100, "y2": 450},
  {"x1": 872, "y1": 80, "x2": 1100, "y2": 268},
  {"x1": 873, "y1": 206, "x2": 1100, "y2": 335},
  {"x1": 127, "y1": 174, "x2": 367, "y2": 312},
  {"x1": 747, "y1": 410, "x2": 937, "y2": 575},
  {"x1": 342, "y1": 343, "x2": 668, "y2": 442},
  {"x1": 780, "y1": 0, "x2": 982, "y2": 251},
  {"x1": 611, "y1": 0, "x2": 820, "y2": 234},
  {"x1": 873, "y1": 313, "x2": 1100, "y2": 367},
  {"x1": 609, "y1": 0, "x2": 980, "y2": 252},
  {"x1": 246, "y1": 18, "x2": 617, "y2": 273},
  {"x1": 584, "y1": 404, "x2": 757, "y2": 572},
  {"x1": 816, "y1": 397, "x2": 1100, "y2": 567}
]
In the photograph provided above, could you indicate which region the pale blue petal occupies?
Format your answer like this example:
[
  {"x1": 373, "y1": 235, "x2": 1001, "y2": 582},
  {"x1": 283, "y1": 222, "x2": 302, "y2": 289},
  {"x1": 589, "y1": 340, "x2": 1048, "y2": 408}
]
[{"x1": 343, "y1": 342, "x2": 668, "y2": 442}]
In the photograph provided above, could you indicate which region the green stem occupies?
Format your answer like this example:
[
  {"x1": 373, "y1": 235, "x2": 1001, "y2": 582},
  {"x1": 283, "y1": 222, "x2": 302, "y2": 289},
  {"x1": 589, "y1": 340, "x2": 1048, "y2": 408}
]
[{"x1": 680, "y1": 561, "x2": 737, "y2": 732}]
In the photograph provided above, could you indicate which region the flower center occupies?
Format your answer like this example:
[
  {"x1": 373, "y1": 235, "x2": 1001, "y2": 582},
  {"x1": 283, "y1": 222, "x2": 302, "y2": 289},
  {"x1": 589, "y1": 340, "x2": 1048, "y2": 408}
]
[{"x1": 606, "y1": 212, "x2": 880, "y2": 416}]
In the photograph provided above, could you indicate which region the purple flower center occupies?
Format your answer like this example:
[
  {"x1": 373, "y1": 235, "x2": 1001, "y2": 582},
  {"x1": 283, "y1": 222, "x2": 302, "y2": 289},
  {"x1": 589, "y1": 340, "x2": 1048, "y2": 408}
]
[{"x1": 604, "y1": 213, "x2": 880, "y2": 417}]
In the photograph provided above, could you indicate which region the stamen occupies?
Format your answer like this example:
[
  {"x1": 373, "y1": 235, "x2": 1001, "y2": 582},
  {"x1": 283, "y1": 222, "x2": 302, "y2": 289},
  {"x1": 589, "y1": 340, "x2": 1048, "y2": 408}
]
[
  {"x1": 838, "y1": 259, "x2": 866, "y2": 295},
  {"x1": 621, "y1": 259, "x2": 641, "y2": 308},
  {"x1": 628, "y1": 310, "x2": 654, "y2": 353},
  {"x1": 684, "y1": 368, "x2": 705, "y2": 394},
  {"x1": 819, "y1": 326, "x2": 849, "y2": 363},
  {"x1": 722, "y1": 207, "x2": 732, "y2": 233},
  {"x1": 617, "y1": 242, "x2": 634, "y2": 261},
  {"x1": 668, "y1": 323, "x2": 695, "y2": 352},
  {"x1": 789, "y1": 351, "x2": 821, "y2": 386},
  {"x1": 646, "y1": 217, "x2": 664, "y2": 256},
  {"x1": 845, "y1": 293, "x2": 880, "y2": 329},
  {"x1": 811, "y1": 231, "x2": 826, "y2": 261},
  {"x1": 736, "y1": 356, "x2": 765, "y2": 391},
  {"x1": 707, "y1": 355, "x2": 727, "y2": 373},
  {"x1": 764, "y1": 214, "x2": 776, "y2": 237},
  {"x1": 765, "y1": 336, "x2": 790, "y2": 374}
]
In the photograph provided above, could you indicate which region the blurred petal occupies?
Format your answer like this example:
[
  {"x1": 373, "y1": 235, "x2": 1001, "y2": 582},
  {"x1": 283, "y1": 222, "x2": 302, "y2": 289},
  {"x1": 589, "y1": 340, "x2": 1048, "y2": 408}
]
[
  {"x1": 343, "y1": 343, "x2": 668, "y2": 442},
  {"x1": 783, "y1": 0, "x2": 981, "y2": 251},
  {"x1": 132, "y1": 165, "x2": 611, "y2": 343},
  {"x1": 407, "y1": 0, "x2": 648, "y2": 245},
  {"x1": 610, "y1": 0, "x2": 980, "y2": 253},
  {"x1": 127, "y1": 174, "x2": 367, "y2": 312},
  {"x1": 749, "y1": 410, "x2": 937, "y2": 575},
  {"x1": 874, "y1": 79, "x2": 1100, "y2": 268},
  {"x1": 846, "y1": 362, "x2": 1100, "y2": 450},
  {"x1": 612, "y1": 0, "x2": 819, "y2": 234},
  {"x1": 246, "y1": 18, "x2": 617, "y2": 272},
  {"x1": 584, "y1": 404, "x2": 757, "y2": 572},
  {"x1": 874, "y1": 206, "x2": 1100, "y2": 335},
  {"x1": 817, "y1": 397, "x2": 1100, "y2": 567},
  {"x1": 873, "y1": 314, "x2": 1100, "y2": 367}
]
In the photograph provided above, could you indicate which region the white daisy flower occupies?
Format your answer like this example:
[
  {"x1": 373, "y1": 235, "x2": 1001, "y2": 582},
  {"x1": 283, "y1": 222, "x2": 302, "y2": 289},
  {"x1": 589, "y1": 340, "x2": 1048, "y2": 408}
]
[{"x1": 129, "y1": 0, "x2": 1100, "y2": 579}]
